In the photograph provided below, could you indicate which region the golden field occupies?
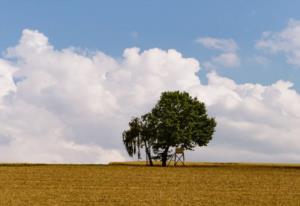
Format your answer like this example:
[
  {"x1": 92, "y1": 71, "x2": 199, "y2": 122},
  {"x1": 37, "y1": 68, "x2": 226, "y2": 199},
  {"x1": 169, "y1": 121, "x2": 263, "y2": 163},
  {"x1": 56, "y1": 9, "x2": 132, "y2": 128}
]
[{"x1": 1, "y1": 162, "x2": 300, "y2": 205}]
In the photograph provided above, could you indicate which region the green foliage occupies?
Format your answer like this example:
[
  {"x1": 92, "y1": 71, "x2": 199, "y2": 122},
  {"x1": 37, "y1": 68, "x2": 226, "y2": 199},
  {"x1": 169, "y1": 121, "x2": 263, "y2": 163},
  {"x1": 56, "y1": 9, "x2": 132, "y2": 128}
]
[
  {"x1": 122, "y1": 91, "x2": 216, "y2": 166},
  {"x1": 122, "y1": 116, "x2": 154, "y2": 165},
  {"x1": 122, "y1": 117, "x2": 142, "y2": 158},
  {"x1": 151, "y1": 91, "x2": 216, "y2": 149}
]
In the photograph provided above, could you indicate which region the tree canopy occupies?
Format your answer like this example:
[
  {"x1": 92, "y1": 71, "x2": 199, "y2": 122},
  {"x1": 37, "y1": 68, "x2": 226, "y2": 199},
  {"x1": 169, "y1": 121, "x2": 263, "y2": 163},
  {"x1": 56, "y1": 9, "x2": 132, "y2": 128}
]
[{"x1": 122, "y1": 91, "x2": 216, "y2": 166}]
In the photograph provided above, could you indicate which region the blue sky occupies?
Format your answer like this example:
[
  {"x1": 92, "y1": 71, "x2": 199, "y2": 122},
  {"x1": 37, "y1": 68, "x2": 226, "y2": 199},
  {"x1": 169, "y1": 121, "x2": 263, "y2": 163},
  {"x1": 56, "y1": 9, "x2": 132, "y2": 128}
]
[{"x1": 1, "y1": 0, "x2": 300, "y2": 90}]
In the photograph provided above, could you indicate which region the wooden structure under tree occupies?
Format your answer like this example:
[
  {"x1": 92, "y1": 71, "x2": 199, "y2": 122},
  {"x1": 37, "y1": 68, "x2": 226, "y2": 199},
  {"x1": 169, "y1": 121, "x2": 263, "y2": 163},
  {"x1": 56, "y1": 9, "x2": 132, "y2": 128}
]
[{"x1": 168, "y1": 147, "x2": 185, "y2": 166}]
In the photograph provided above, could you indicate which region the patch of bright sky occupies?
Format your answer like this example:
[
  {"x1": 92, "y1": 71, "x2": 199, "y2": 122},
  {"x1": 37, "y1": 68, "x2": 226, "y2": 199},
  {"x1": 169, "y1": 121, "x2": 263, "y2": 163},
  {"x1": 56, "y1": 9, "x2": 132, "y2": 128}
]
[{"x1": 1, "y1": 0, "x2": 300, "y2": 90}]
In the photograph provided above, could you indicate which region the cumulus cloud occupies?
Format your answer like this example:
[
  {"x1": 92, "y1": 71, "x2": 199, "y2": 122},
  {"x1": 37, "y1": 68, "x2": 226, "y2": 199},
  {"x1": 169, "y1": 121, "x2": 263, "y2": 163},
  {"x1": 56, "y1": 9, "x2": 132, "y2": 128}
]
[
  {"x1": 0, "y1": 60, "x2": 17, "y2": 102},
  {"x1": 0, "y1": 29, "x2": 200, "y2": 163},
  {"x1": 0, "y1": 29, "x2": 300, "y2": 163},
  {"x1": 188, "y1": 73, "x2": 300, "y2": 162},
  {"x1": 256, "y1": 19, "x2": 300, "y2": 67},
  {"x1": 197, "y1": 37, "x2": 240, "y2": 69}
]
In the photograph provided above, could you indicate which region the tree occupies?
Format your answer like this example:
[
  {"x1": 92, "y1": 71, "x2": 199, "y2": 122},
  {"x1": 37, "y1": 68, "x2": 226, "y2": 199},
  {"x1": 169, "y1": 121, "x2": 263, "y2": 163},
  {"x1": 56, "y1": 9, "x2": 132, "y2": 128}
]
[
  {"x1": 122, "y1": 91, "x2": 216, "y2": 167},
  {"x1": 149, "y1": 91, "x2": 216, "y2": 166},
  {"x1": 122, "y1": 116, "x2": 154, "y2": 166}
]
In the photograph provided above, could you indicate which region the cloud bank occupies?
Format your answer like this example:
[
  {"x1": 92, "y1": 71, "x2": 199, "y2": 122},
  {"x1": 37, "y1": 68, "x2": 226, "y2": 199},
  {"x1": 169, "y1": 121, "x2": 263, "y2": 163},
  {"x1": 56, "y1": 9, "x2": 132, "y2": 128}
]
[{"x1": 0, "y1": 29, "x2": 300, "y2": 163}]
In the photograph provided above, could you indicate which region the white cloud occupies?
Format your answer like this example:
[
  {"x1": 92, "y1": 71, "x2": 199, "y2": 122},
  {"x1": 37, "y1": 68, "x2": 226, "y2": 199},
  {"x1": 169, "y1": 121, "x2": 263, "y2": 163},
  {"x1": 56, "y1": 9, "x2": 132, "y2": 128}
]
[
  {"x1": 0, "y1": 60, "x2": 17, "y2": 101},
  {"x1": 0, "y1": 29, "x2": 300, "y2": 163},
  {"x1": 256, "y1": 19, "x2": 300, "y2": 67},
  {"x1": 196, "y1": 37, "x2": 238, "y2": 52},
  {"x1": 188, "y1": 73, "x2": 300, "y2": 162},
  {"x1": 197, "y1": 37, "x2": 240, "y2": 69},
  {"x1": 211, "y1": 52, "x2": 240, "y2": 68}
]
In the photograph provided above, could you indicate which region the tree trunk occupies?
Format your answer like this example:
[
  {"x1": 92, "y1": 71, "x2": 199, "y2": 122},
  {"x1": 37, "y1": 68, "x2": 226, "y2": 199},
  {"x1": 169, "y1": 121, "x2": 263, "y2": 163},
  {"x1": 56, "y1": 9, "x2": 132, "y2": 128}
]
[
  {"x1": 145, "y1": 147, "x2": 153, "y2": 166},
  {"x1": 144, "y1": 141, "x2": 153, "y2": 166},
  {"x1": 161, "y1": 147, "x2": 169, "y2": 167}
]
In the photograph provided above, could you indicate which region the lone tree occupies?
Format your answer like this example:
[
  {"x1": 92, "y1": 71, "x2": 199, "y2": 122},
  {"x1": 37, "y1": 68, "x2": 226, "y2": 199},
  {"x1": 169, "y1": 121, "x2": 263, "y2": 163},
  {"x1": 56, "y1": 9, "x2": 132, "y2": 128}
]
[{"x1": 122, "y1": 91, "x2": 216, "y2": 167}]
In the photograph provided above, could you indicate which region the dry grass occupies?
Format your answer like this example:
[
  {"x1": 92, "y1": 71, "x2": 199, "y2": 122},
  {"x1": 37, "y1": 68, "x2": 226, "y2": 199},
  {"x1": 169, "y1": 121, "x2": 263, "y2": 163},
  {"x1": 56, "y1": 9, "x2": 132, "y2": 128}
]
[{"x1": 1, "y1": 163, "x2": 300, "y2": 205}]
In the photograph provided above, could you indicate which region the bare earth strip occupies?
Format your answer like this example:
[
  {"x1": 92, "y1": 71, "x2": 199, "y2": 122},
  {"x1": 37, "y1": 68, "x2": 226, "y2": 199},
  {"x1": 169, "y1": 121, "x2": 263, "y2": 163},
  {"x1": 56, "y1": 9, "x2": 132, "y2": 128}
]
[{"x1": 0, "y1": 163, "x2": 300, "y2": 205}]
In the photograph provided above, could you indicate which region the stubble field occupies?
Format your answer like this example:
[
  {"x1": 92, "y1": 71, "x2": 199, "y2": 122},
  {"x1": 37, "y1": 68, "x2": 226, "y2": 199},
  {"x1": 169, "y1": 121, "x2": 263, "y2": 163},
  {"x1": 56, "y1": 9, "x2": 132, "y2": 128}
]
[{"x1": 1, "y1": 162, "x2": 300, "y2": 205}]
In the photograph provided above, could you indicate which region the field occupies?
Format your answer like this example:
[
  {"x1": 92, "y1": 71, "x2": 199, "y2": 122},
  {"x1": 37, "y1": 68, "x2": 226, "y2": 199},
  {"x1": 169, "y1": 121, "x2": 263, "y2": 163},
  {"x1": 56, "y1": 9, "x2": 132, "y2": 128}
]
[{"x1": 1, "y1": 162, "x2": 300, "y2": 205}]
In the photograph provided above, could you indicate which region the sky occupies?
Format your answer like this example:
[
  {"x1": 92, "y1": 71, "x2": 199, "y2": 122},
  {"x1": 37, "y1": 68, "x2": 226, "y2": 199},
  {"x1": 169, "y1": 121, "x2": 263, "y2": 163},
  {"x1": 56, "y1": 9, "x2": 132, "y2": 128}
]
[{"x1": 1, "y1": 1, "x2": 300, "y2": 163}]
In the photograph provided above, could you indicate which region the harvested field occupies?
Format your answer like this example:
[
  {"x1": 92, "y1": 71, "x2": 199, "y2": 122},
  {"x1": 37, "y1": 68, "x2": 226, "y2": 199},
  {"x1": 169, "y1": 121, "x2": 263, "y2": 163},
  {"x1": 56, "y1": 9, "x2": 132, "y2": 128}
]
[{"x1": 1, "y1": 163, "x2": 300, "y2": 205}]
